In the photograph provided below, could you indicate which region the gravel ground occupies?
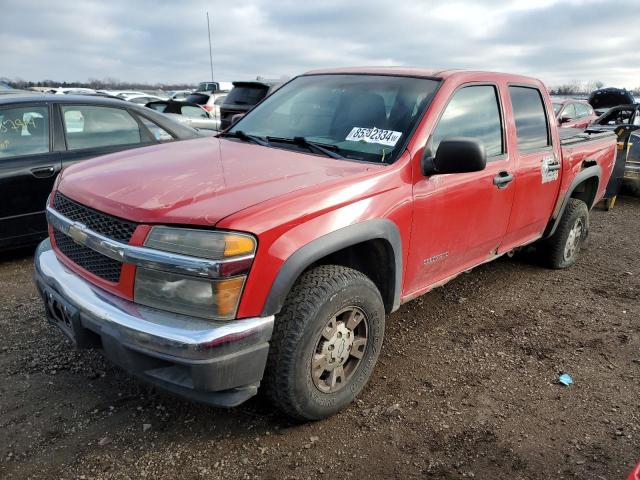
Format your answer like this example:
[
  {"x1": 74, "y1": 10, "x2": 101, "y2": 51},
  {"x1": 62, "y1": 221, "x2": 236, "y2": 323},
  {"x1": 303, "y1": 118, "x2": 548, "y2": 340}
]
[{"x1": 1, "y1": 196, "x2": 638, "y2": 480}]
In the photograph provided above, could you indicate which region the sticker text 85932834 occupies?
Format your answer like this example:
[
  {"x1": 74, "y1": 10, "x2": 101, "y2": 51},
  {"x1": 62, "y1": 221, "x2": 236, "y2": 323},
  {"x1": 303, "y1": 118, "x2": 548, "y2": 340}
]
[{"x1": 345, "y1": 127, "x2": 402, "y2": 147}]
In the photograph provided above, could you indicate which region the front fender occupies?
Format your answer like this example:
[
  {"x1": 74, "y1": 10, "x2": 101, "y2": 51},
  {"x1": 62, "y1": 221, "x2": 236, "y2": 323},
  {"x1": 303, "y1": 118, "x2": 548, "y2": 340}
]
[{"x1": 261, "y1": 219, "x2": 402, "y2": 317}]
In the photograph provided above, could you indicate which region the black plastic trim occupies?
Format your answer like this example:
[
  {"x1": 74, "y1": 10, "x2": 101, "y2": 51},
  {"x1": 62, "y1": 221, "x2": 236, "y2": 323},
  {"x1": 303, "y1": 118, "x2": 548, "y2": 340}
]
[
  {"x1": 544, "y1": 165, "x2": 601, "y2": 238},
  {"x1": 262, "y1": 219, "x2": 402, "y2": 316}
]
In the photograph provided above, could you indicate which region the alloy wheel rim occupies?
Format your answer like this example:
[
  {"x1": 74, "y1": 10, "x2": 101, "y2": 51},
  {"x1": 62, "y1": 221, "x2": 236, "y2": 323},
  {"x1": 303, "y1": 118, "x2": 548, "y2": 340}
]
[
  {"x1": 311, "y1": 306, "x2": 368, "y2": 393},
  {"x1": 564, "y1": 218, "x2": 584, "y2": 262}
]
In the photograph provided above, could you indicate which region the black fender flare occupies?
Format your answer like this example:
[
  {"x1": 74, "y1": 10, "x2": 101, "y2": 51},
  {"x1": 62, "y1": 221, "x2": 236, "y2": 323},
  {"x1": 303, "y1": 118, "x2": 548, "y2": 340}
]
[
  {"x1": 261, "y1": 219, "x2": 402, "y2": 317},
  {"x1": 544, "y1": 165, "x2": 601, "y2": 238}
]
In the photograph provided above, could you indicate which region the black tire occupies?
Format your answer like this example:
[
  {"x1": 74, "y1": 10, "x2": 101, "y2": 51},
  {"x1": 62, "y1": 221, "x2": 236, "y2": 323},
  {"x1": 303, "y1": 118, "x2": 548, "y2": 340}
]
[
  {"x1": 624, "y1": 179, "x2": 640, "y2": 197},
  {"x1": 540, "y1": 198, "x2": 589, "y2": 269},
  {"x1": 263, "y1": 265, "x2": 385, "y2": 421}
]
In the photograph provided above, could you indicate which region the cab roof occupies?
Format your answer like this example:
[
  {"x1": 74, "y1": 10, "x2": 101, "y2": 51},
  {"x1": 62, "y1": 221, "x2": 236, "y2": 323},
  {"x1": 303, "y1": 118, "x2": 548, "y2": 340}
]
[{"x1": 303, "y1": 66, "x2": 542, "y2": 85}]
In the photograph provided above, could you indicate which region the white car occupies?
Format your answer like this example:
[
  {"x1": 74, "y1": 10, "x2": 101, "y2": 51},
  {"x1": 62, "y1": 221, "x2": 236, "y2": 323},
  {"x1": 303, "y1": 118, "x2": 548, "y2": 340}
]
[
  {"x1": 48, "y1": 87, "x2": 97, "y2": 95},
  {"x1": 123, "y1": 94, "x2": 166, "y2": 105},
  {"x1": 167, "y1": 90, "x2": 194, "y2": 101}
]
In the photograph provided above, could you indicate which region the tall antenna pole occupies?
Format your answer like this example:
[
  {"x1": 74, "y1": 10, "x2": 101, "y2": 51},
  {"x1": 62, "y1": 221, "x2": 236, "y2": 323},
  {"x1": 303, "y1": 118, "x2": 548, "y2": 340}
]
[
  {"x1": 207, "y1": 11, "x2": 219, "y2": 130},
  {"x1": 207, "y1": 12, "x2": 214, "y2": 83}
]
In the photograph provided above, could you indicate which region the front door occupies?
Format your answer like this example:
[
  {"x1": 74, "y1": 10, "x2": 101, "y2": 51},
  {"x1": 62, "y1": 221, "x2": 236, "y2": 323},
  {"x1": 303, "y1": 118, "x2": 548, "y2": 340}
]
[
  {"x1": 405, "y1": 84, "x2": 516, "y2": 297},
  {"x1": 0, "y1": 104, "x2": 61, "y2": 247}
]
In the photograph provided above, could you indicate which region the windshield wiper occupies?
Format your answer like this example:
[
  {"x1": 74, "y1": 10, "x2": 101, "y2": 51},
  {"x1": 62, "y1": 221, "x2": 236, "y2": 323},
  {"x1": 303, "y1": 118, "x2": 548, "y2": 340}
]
[
  {"x1": 266, "y1": 136, "x2": 345, "y2": 160},
  {"x1": 220, "y1": 130, "x2": 270, "y2": 147}
]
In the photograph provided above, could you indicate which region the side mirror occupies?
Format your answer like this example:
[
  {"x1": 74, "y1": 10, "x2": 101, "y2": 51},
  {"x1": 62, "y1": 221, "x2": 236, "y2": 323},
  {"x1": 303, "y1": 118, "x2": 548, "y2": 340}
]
[
  {"x1": 560, "y1": 115, "x2": 572, "y2": 124},
  {"x1": 421, "y1": 137, "x2": 487, "y2": 176}
]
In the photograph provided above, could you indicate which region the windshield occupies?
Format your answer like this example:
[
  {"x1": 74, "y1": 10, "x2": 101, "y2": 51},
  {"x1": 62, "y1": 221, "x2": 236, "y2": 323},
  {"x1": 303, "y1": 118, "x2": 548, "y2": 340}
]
[
  {"x1": 229, "y1": 74, "x2": 440, "y2": 163},
  {"x1": 197, "y1": 82, "x2": 217, "y2": 91}
]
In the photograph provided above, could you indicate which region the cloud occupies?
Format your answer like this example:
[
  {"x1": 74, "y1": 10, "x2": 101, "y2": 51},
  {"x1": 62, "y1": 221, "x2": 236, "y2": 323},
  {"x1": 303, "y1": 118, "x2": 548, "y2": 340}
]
[{"x1": 1, "y1": 0, "x2": 638, "y2": 88}]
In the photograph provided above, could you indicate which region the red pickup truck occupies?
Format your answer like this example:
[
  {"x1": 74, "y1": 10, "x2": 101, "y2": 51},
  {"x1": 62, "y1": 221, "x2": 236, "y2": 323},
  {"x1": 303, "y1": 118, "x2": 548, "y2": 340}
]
[{"x1": 34, "y1": 68, "x2": 615, "y2": 420}]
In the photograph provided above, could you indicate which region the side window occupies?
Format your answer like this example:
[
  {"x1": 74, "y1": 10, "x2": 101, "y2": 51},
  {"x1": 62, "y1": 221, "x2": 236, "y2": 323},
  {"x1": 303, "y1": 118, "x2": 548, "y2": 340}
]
[
  {"x1": 575, "y1": 103, "x2": 590, "y2": 118},
  {"x1": 431, "y1": 85, "x2": 503, "y2": 158},
  {"x1": 0, "y1": 106, "x2": 50, "y2": 159},
  {"x1": 62, "y1": 105, "x2": 142, "y2": 150},
  {"x1": 181, "y1": 106, "x2": 209, "y2": 118},
  {"x1": 138, "y1": 116, "x2": 174, "y2": 142},
  {"x1": 561, "y1": 103, "x2": 576, "y2": 119},
  {"x1": 509, "y1": 86, "x2": 550, "y2": 151}
]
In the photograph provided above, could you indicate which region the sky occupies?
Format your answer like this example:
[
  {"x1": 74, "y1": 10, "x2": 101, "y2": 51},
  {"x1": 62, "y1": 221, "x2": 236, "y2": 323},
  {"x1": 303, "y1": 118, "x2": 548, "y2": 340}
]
[{"x1": 1, "y1": 0, "x2": 639, "y2": 89}]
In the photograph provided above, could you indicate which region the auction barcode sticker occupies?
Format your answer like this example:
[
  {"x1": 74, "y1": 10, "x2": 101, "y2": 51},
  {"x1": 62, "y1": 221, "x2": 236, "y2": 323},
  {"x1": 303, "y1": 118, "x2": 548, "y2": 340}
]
[{"x1": 345, "y1": 127, "x2": 402, "y2": 147}]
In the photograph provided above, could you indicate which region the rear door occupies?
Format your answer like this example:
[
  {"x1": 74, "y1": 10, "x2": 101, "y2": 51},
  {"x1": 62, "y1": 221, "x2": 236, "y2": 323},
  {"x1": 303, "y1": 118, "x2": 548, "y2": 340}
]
[
  {"x1": 0, "y1": 103, "x2": 61, "y2": 245},
  {"x1": 502, "y1": 85, "x2": 562, "y2": 249},
  {"x1": 57, "y1": 103, "x2": 155, "y2": 169},
  {"x1": 406, "y1": 84, "x2": 516, "y2": 295}
]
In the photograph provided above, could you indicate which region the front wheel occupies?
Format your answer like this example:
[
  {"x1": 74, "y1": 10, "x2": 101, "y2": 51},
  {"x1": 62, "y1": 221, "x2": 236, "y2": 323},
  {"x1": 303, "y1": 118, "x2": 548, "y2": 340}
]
[
  {"x1": 540, "y1": 198, "x2": 589, "y2": 269},
  {"x1": 263, "y1": 265, "x2": 385, "y2": 421}
]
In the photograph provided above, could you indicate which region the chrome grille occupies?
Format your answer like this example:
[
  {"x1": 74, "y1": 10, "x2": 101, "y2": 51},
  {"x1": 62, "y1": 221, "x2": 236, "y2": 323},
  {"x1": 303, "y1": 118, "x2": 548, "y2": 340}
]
[
  {"x1": 51, "y1": 192, "x2": 137, "y2": 283},
  {"x1": 53, "y1": 230, "x2": 123, "y2": 283},
  {"x1": 53, "y1": 192, "x2": 137, "y2": 243}
]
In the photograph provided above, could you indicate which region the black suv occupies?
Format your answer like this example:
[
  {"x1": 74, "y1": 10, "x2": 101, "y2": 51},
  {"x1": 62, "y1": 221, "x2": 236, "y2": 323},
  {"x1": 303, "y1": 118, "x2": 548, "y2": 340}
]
[
  {"x1": 0, "y1": 92, "x2": 200, "y2": 251},
  {"x1": 588, "y1": 87, "x2": 636, "y2": 115},
  {"x1": 219, "y1": 80, "x2": 281, "y2": 130}
]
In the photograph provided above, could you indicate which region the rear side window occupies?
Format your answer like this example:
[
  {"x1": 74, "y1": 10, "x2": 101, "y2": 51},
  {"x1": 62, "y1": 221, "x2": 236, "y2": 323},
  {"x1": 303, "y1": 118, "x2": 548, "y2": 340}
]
[
  {"x1": 181, "y1": 106, "x2": 208, "y2": 118},
  {"x1": 575, "y1": 103, "x2": 590, "y2": 118},
  {"x1": 509, "y1": 86, "x2": 550, "y2": 150},
  {"x1": 138, "y1": 116, "x2": 174, "y2": 142},
  {"x1": 0, "y1": 106, "x2": 49, "y2": 159},
  {"x1": 62, "y1": 105, "x2": 142, "y2": 150},
  {"x1": 431, "y1": 85, "x2": 504, "y2": 158},
  {"x1": 560, "y1": 103, "x2": 576, "y2": 119}
]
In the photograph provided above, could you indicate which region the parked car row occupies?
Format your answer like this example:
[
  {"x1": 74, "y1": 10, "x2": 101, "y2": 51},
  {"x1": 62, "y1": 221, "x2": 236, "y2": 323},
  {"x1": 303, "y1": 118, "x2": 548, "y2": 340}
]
[
  {"x1": 0, "y1": 92, "x2": 201, "y2": 250},
  {"x1": 29, "y1": 79, "x2": 285, "y2": 134}
]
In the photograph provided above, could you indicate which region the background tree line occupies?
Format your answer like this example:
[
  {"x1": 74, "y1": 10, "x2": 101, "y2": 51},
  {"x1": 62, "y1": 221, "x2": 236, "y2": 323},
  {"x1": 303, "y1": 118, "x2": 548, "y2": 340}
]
[
  {"x1": 1, "y1": 76, "x2": 196, "y2": 91},
  {"x1": 549, "y1": 79, "x2": 640, "y2": 96}
]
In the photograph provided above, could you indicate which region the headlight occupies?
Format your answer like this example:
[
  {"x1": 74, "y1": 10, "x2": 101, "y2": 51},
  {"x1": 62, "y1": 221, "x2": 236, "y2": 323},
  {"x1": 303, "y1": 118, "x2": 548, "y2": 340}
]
[
  {"x1": 134, "y1": 227, "x2": 256, "y2": 320},
  {"x1": 144, "y1": 226, "x2": 255, "y2": 259}
]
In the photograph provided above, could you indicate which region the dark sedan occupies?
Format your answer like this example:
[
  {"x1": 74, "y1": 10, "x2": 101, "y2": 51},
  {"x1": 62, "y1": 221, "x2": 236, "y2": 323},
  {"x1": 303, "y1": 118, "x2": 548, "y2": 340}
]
[{"x1": 0, "y1": 92, "x2": 201, "y2": 251}]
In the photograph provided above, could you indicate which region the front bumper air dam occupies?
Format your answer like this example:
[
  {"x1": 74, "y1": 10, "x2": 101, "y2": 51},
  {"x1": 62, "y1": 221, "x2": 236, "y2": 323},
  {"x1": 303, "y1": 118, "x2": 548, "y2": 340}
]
[{"x1": 33, "y1": 238, "x2": 274, "y2": 407}]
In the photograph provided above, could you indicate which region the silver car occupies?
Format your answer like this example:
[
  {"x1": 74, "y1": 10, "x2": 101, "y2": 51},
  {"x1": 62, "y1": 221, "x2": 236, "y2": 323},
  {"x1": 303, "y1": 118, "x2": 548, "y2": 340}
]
[{"x1": 145, "y1": 100, "x2": 221, "y2": 131}]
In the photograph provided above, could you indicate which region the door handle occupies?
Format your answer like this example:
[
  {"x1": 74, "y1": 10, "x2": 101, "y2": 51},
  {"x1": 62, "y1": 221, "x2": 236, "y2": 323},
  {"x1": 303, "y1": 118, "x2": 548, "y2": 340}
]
[
  {"x1": 30, "y1": 165, "x2": 57, "y2": 178},
  {"x1": 493, "y1": 171, "x2": 513, "y2": 188}
]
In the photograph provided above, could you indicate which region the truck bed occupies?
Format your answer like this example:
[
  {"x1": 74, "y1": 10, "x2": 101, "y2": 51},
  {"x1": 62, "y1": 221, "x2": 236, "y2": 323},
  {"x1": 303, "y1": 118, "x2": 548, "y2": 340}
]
[{"x1": 559, "y1": 127, "x2": 616, "y2": 146}]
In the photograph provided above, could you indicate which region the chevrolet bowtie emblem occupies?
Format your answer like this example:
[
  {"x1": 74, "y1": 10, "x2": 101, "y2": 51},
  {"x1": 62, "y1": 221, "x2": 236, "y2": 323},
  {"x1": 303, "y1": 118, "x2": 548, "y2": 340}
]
[{"x1": 67, "y1": 222, "x2": 89, "y2": 246}]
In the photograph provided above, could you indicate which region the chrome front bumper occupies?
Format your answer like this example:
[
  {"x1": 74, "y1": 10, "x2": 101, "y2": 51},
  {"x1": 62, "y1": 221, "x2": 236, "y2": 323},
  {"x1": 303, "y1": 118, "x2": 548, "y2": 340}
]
[{"x1": 34, "y1": 239, "x2": 274, "y2": 407}]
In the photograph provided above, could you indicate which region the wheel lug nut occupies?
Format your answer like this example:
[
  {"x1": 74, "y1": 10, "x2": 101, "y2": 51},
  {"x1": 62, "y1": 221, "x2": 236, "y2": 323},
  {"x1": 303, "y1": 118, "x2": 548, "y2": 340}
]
[
  {"x1": 337, "y1": 332, "x2": 342, "y2": 339},
  {"x1": 328, "y1": 345, "x2": 334, "y2": 351}
]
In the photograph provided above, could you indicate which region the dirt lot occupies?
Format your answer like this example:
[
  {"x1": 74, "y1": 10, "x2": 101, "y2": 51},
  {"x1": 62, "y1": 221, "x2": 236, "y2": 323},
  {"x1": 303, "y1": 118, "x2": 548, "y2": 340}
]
[{"x1": 1, "y1": 196, "x2": 638, "y2": 480}]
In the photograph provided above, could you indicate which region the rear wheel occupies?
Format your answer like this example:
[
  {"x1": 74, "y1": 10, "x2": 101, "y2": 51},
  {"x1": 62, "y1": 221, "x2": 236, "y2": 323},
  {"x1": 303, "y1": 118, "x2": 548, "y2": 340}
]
[
  {"x1": 263, "y1": 265, "x2": 385, "y2": 421},
  {"x1": 540, "y1": 198, "x2": 589, "y2": 269}
]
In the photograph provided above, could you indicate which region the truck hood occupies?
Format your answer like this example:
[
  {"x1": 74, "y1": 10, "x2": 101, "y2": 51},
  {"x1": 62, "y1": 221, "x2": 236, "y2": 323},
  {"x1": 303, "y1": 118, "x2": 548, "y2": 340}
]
[{"x1": 56, "y1": 137, "x2": 377, "y2": 226}]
